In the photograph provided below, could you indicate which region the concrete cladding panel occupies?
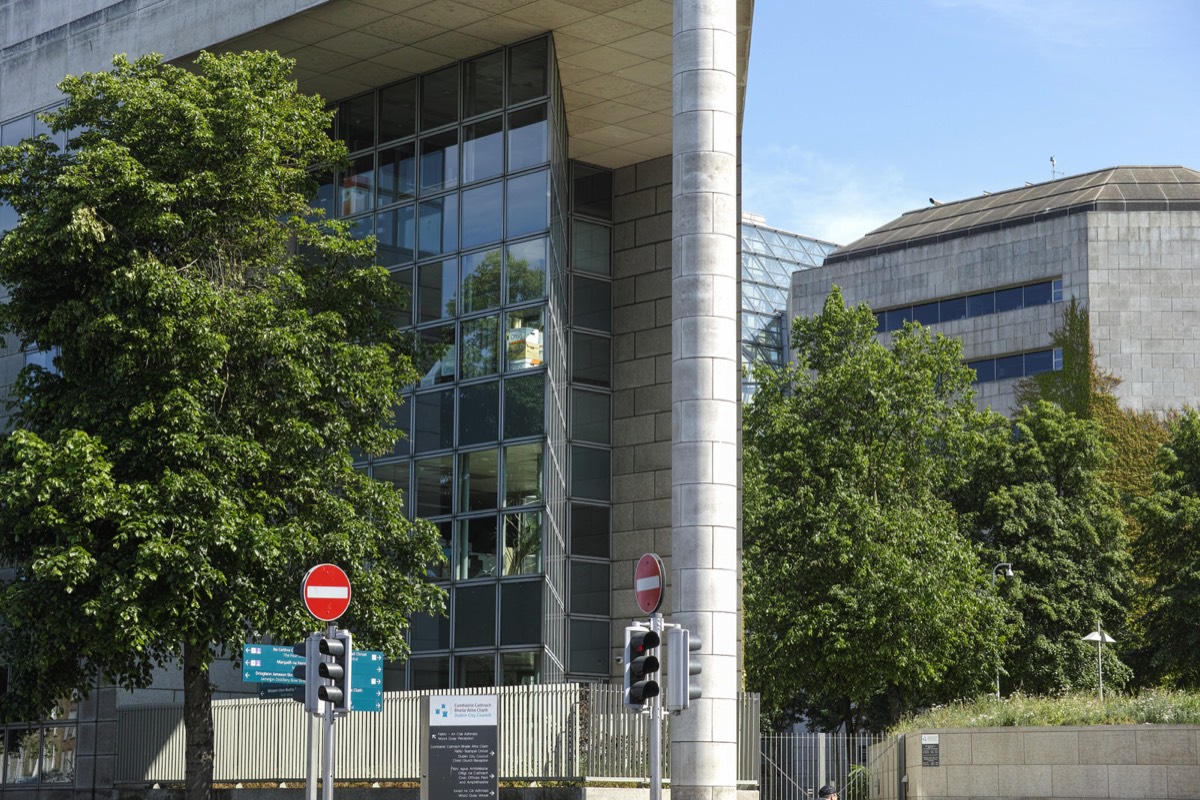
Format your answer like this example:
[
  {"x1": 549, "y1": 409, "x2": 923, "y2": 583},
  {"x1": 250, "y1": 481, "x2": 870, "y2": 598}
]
[
  {"x1": 1086, "y1": 210, "x2": 1200, "y2": 413},
  {"x1": 898, "y1": 726, "x2": 1200, "y2": 800},
  {"x1": 0, "y1": 0, "x2": 327, "y2": 119}
]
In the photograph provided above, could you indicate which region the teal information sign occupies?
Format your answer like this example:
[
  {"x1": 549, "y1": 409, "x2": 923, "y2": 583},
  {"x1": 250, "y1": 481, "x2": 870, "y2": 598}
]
[{"x1": 241, "y1": 643, "x2": 384, "y2": 712}]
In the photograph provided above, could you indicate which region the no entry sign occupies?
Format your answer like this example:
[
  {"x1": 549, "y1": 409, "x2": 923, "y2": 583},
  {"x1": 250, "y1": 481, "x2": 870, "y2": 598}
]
[
  {"x1": 301, "y1": 563, "x2": 351, "y2": 621},
  {"x1": 634, "y1": 552, "x2": 665, "y2": 614}
]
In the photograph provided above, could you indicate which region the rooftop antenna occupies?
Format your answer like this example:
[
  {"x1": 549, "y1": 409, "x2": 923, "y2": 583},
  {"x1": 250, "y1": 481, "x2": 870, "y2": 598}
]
[{"x1": 1051, "y1": 156, "x2": 1062, "y2": 180}]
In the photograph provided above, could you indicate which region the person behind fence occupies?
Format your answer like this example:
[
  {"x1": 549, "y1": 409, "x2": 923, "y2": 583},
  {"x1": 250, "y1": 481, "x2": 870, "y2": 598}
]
[{"x1": 818, "y1": 785, "x2": 838, "y2": 800}]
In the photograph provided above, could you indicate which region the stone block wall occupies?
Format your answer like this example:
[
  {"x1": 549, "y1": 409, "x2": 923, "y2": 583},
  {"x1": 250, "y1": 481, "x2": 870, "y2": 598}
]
[
  {"x1": 609, "y1": 154, "x2": 673, "y2": 676},
  {"x1": 872, "y1": 726, "x2": 1200, "y2": 800}
]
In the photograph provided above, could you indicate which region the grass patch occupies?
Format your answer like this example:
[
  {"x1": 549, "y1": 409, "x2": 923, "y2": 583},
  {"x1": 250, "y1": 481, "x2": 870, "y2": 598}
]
[{"x1": 893, "y1": 690, "x2": 1200, "y2": 733}]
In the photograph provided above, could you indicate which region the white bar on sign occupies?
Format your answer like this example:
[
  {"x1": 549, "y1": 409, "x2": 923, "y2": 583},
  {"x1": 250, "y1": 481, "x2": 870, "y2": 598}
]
[
  {"x1": 307, "y1": 586, "x2": 349, "y2": 599},
  {"x1": 636, "y1": 576, "x2": 660, "y2": 592}
]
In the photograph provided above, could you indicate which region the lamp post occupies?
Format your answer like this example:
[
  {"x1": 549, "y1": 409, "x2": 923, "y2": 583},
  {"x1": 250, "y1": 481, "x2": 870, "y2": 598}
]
[
  {"x1": 1082, "y1": 621, "x2": 1116, "y2": 701},
  {"x1": 991, "y1": 562, "x2": 1013, "y2": 699}
]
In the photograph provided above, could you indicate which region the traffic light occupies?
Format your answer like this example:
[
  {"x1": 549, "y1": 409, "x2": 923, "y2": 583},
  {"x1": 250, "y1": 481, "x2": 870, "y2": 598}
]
[
  {"x1": 623, "y1": 626, "x2": 660, "y2": 710},
  {"x1": 291, "y1": 634, "x2": 326, "y2": 715},
  {"x1": 317, "y1": 630, "x2": 353, "y2": 711},
  {"x1": 666, "y1": 627, "x2": 702, "y2": 712}
]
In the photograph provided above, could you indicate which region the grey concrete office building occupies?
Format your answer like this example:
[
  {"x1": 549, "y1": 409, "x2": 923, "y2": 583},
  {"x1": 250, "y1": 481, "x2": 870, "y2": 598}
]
[
  {"x1": 791, "y1": 166, "x2": 1200, "y2": 416},
  {"x1": 0, "y1": 0, "x2": 752, "y2": 797}
]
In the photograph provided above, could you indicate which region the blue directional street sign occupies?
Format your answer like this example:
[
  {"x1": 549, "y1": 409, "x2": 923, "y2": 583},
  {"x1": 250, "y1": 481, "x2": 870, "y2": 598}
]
[{"x1": 242, "y1": 643, "x2": 385, "y2": 712}]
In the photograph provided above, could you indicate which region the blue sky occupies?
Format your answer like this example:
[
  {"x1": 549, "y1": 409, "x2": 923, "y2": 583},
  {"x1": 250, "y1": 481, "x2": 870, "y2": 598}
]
[{"x1": 740, "y1": 0, "x2": 1200, "y2": 246}]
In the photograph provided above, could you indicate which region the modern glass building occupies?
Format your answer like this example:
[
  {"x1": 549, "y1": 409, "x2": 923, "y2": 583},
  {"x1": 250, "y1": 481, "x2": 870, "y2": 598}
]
[
  {"x1": 1, "y1": 1, "x2": 752, "y2": 794},
  {"x1": 740, "y1": 213, "x2": 837, "y2": 401}
]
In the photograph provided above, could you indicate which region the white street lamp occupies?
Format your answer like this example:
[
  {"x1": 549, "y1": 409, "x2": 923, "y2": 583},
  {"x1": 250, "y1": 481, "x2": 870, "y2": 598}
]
[
  {"x1": 991, "y1": 562, "x2": 1013, "y2": 698},
  {"x1": 1082, "y1": 621, "x2": 1116, "y2": 701}
]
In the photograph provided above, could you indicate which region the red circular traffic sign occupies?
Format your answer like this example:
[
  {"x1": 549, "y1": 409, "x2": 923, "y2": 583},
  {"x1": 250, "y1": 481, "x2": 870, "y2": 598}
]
[
  {"x1": 634, "y1": 552, "x2": 665, "y2": 614},
  {"x1": 301, "y1": 563, "x2": 351, "y2": 621}
]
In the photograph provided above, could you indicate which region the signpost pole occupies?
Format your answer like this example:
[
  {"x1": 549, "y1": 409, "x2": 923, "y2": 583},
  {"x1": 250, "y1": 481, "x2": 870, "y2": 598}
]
[
  {"x1": 306, "y1": 699, "x2": 317, "y2": 800},
  {"x1": 649, "y1": 611, "x2": 663, "y2": 800},
  {"x1": 322, "y1": 621, "x2": 337, "y2": 800}
]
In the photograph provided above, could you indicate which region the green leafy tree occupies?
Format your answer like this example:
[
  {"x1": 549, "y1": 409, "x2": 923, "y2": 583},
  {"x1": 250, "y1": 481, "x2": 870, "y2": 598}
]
[
  {"x1": 743, "y1": 287, "x2": 1006, "y2": 731},
  {"x1": 0, "y1": 52, "x2": 444, "y2": 800},
  {"x1": 977, "y1": 402, "x2": 1133, "y2": 694},
  {"x1": 1132, "y1": 410, "x2": 1200, "y2": 687}
]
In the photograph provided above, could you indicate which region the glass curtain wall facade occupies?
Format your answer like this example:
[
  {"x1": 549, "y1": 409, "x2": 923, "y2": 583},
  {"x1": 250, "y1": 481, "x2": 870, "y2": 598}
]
[
  {"x1": 317, "y1": 35, "x2": 613, "y2": 690},
  {"x1": 739, "y1": 218, "x2": 837, "y2": 401}
]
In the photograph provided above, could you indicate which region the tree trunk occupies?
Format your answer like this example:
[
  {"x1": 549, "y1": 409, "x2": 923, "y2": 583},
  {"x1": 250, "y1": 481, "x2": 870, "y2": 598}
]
[{"x1": 183, "y1": 642, "x2": 214, "y2": 800}]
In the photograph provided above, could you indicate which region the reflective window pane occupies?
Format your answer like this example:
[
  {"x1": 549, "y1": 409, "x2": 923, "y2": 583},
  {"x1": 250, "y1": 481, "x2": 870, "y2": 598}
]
[
  {"x1": 506, "y1": 237, "x2": 548, "y2": 303},
  {"x1": 421, "y1": 66, "x2": 459, "y2": 130},
  {"x1": 414, "y1": 454, "x2": 453, "y2": 517},
  {"x1": 464, "y1": 50, "x2": 505, "y2": 118},
  {"x1": 418, "y1": 259, "x2": 457, "y2": 323},
  {"x1": 411, "y1": 656, "x2": 450, "y2": 690},
  {"x1": 420, "y1": 130, "x2": 459, "y2": 193},
  {"x1": 504, "y1": 374, "x2": 544, "y2": 439},
  {"x1": 1025, "y1": 349, "x2": 1054, "y2": 375},
  {"x1": 378, "y1": 143, "x2": 416, "y2": 205},
  {"x1": 572, "y1": 219, "x2": 610, "y2": 275},
  {"x1": 4, "y1": 728, "x2": 37, "y2": 784},
  {"x1": 379, "y1": 78, "x2": 416, "y2": 143},
  {"x1": 969, "y1": 359, "x2": 995, "y2": 383},
  {"x1": 377, "y1": 205, "x2": 415, "y2": 267},
  {"x1": 411, "y1": 610, "x2": 450, "y2": 651},
  {"x1": 503, "y1": 511, "x2": 542, "y2": 575},
  {"x1": 461, "y1": 248, "x2": 502, "y2": 313},
  {"x1": 913, "y1": 301, "x2": 939, "y2": 325},
  {"x1": 461, "y1": 315, "x2": 500, "y2": 380},
  {"x1": 940, "y1": 296, "x2": 967, "y2": 322},
  {"x1": 569, "y1": 619, "x2": 609, "y2": 674},
  {"x1": 418, "y1": 194, "x2": 458, "y2": 258},
  {"x1": 463, "y1": 116, "x2": 504, "y2": 183},
  {"x1": 573, "y1": 332, "x2": 610, "y2": 387},
  {"x1": 417, "y1": 325, "x2": 456, "y2": 387},
  {"x1": 456, "y1": 516, "x2": 498, "y2": 579},
  {"x1": 313, "y1": 171, "x2": 335, "y2": 219},
  {"x1": 427, "y1": 519, "x2": 451, "y2": 579},
  {"x1": 373, "y1": 460, "x2": 410, "y2": 506},
  {"x1": 388, "y1": 267, "x2": 413, "y2": 329},
  {"x1": 500, "y1": 580, "x2": 542, "y2": 645},
  {"x1": 455, "y1": 652, "x2": 495, "y2": 686},
  {"x1": 455, "y1": 585, "x2": 496, "y2": 647},
  {"x1": 501, "y1": 651, "x2": 540, "y2": 686},
  {"x1": 1, "y1": 115, "x2": 32, "y2": 147},
  {"x1": 42, "y1": 727, "x2": 75, "y2": 784},
  {"x1": 883, "y1": 307, "x2": 911, "y2": 331},
  {"x1": 996, "y1": 286, "x2": 1023, "y2": 312},
  {"x1": 1024, "y1": 281, "x2": 1053, "y2": 306},
  {"x1": 570, "y1": 503, "x2": 609, "y2": 558},
  {"x1": 508, "y1": 38, "x2": 548, "y2": 105},
  {"x1": 572, "y1": 445, "x2": 610, "y2": 501},
  {"x1": 967, "y1": 292, "x2": 994, "y2": 317},
  {"x1": 506, "y1": 307, "x2": 544, "y2": 372},
  {"x1": 507, "y1": 170, "x2": 549, "y2": 239},
  {"x1": 504, "y1": 442, "x2": 544, "y2": 507},
  {"x1": 572, "y1": 389, "x2": 610, "y2": 444},
  {"x1": 996, "y1": 354, "x2": 1024, "y2": 380},
  {"x1": 508, "y1": 104, "x2": 548, "y2": 171},
  {"x1": 338, "y1": 94, "x2": 375, "y2": 152},
  {"x1": 461, "y1": 182, "x2": 504, "y2": 248},
  {"x1": 459, "y1": 449, "x2": 499, "y2": 513},
  {"x1": 573, "y1": 276, "x2": 611, "y2": 332},
  {"x1": 571, "y1": 561, "x2": 610, "y2": 616},
  {"x1": 339, "y1": 153, "x2": 375, "y2": 217},
  {"x1": 415, "y1": 388, "x2": 455, "y2": 452},
  {"x1": 459, "y1": 381, "x2": 499, "y2": 446},
  {"x1": 573, "y1": 164, "x2": 612, "y2": 220}
]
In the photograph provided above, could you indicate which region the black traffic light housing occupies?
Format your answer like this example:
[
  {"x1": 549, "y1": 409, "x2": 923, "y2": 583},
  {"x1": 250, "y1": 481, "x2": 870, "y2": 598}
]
[
  {"x1": 317, "y1": 630, "x2": 353, "y2": 711},
  {"x1": 623, "y1": 626, "x2": 660, "y2": 710}
]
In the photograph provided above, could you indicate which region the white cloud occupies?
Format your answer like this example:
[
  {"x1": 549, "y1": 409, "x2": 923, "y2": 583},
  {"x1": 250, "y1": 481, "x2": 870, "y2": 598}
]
[{"x1": 741, "y1": 147, "x2": 916, "y2": 246}]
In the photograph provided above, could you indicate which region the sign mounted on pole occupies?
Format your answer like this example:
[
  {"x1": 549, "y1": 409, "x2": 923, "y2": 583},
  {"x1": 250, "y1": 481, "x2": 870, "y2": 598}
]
[
  {"x1": 301, "y1": 563, "x2": 352, "y2": 621},
  {"x1": 634, "y1": 552, "x2": 666, "y2": 614}
]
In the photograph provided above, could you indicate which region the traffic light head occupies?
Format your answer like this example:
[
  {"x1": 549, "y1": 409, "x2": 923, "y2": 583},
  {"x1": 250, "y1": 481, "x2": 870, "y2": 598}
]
[
  {"x1": 623, "y1": 626, "x2": 661, "y2": 710},
  {"x1": 291, "y1": 635, "x2": 326, "y2": 715},
  {"x1": 316, "y1": 630, "x2": 353, "y2": 711},
  {"x1": 666, "y1": 626, "x2": 703, "y2": 713}
]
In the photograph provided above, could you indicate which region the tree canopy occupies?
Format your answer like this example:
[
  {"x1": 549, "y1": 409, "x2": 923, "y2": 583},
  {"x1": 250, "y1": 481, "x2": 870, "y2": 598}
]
[
  {"x1": 743, "y1": 288, "x2": 1006, "y2": 730},
  {"x1": 0, "y1": 51, "x2": 443, "y2": 799}
]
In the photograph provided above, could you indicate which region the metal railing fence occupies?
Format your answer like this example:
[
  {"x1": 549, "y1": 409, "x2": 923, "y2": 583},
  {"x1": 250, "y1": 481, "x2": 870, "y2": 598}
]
[
  {"x1": 116, "y1": 684, "x2": 762, "y2": 786},
  {"x1": 760, "y1": 732, "x2": 887, "y2": 800}
]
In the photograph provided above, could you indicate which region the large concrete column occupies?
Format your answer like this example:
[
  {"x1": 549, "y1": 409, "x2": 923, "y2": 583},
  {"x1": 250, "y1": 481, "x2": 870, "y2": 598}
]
[{"x1": 671, "y1": 0, "x2": 740, "y2": 798}]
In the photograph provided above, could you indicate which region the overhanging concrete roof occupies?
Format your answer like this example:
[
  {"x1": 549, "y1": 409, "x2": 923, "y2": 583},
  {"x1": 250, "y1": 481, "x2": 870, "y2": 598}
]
[
  {"x1": 206, "y1": 0, "x2": 755, "y2": 169},
  {"x1": 828, "y1": 165, "x2": 1200, "y2": 263}
]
